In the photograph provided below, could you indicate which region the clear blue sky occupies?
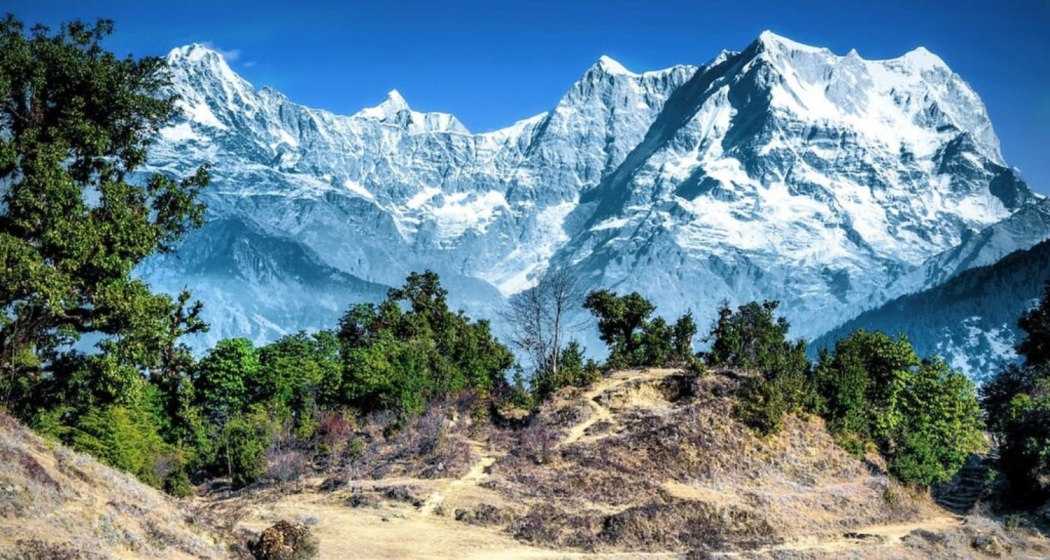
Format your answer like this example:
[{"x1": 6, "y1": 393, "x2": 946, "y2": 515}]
[{"x1": 11, "y1": 0, "x2": 1050, "y2": 193}]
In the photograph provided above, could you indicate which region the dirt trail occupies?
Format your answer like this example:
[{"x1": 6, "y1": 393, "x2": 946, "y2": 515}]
[
  {"x1": 716, "y1": 515, "x2": 962, "y2": 557},
  {"x1": 559, "y1": 368, "x2": 677, "y2": 448},
  {"x1": 420, "y1": 440, "x2": 499, "y2": 515}
]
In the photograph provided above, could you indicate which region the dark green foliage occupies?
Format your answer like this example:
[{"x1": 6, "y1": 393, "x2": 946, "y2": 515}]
[
  {"x1": 814, "y1": 330, "x2": 983, "y2": 486},
  {"x1": 983, "y1": 284, "x2": 1050, "y2": 506},
  {"x1": 1017, "y1": 281, "x2": 1050, "y2": 368},
  {"x1": 193, "y1": 338, "x2": 259, "y2": 425},
  {"x1": 811, "y1": 331, "x2": 918, "y2": 448},
  {"x1": 0, "y1": 16, "x2": 208, "y2": 407},
  {"x1": 65, "y1": 381, "x2": 171, "y2": 487},
  {"x1": 219, "y1": 410, "x2": 273, "y2": 488},
  {"x1": 530, "y1": 341, "x2": 601, "y2": 401},
  {"x1": 257, "y1": 331, "x2": 341, "y2": 436},
  {"x1": 583, "y1": 290, "x2": 695, "y2": 368},
  {"x1": 338, "y1": 271, "x2": 513, "y2": 417},
  {"x1": 708, "y1": 301, "x2": 811, "y2": 434},
  {"x1": 889, "y1": 359, "x2": 983, "y2": 486},
  {"x1": 584, "y1": 290, "x2": 654, "y2": 366}
]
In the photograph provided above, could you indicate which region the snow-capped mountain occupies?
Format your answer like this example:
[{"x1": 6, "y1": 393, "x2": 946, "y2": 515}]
[{"x1": 142, "y1": 32, "x2": 1045, "y2": 368}]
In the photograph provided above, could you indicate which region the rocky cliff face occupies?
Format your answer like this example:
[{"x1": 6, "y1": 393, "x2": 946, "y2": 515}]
[{"x1": 141, "y1": 32, "x2": 1045, "y2": 369}]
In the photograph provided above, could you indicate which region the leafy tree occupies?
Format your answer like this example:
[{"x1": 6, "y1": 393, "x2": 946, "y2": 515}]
[
  {"x1": 811, "y1": 331, "x2": 918, "y2": 450},
  {"x1": 0, "y1": 16, "x2": 208, "y2": 407},
  {"x1": 257, "y1": 331, "x2": 341, "y2": 437},
  {"x1": 672, "y1": 312, "x2": 697, "y2": 363},
  {"x1": 814, "y1": 331, "x2": 983, "y2": 486},
  {"x1": 219, "y1": 409, "x2": 273, "y2": 488},
  {"x1": 583, "y1": 290, "x2": 654, "y2": 365},
  {"x1": 708, "y1": 301, "x2": 810, "y2": 434},
  {"x1": 193, "y1": 338, "x2": 259, "y2": 425},
  {"x1": 338, "y1": 272, "x2": 513, "y2": 417},
  {"x1": 583, "y1": 290, "x2": 695, "y2": 368},
  {"x1": 982, "y1": 285, "x2": 1050, "y2": 505},
  {"x1": 67, "y1": 381, "x2": 171, "y2": 487},
  {"x1": 889, "y1": 359, "x2": 983, "y2": 486}
]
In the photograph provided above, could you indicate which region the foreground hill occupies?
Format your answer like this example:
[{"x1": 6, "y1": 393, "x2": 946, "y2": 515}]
[
  {"x1": 201, "y1": 368, "x2": 1050, "y2": 558},
  {"x1": 0, "y1": 414, "x2": 230, "y2": 559}
]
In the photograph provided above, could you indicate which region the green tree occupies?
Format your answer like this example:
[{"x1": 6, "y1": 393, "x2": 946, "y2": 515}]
[
  {"x1": 811, "y1": 331, "x2": 918, "y2": 450},
  {"x1": 257, "y1": 331, "x2": 342, "y2": 437},
  {"x1": 219, "y1": 410, "x2": 272, "y2": 488},
  {"x1": 1017, "y1": 281, "x2": 1050, "y2": 368},
  {"x1": 193, "y1": 338, "x2": 259, "y2": 425},
  {"x1": 708, "y1": 301, "x2": 810, "y2": 434},
  {"x1": 982, "y1": 285, "x2": 1050, "y2": 505},
  {"x1": 583, "y1": 290, "x2": 654, "y2": 366},
  {"x1": 672, "y1": 312, "x2": 697, "y2": 363},
  {"x1": 338, "y1": 272, "x2": 513, "y2": 417},
  {"x1": 530, "y1": 341, "x2": 599, "y2": 401},
  {"x1": 0, "y1": 17, "x2": 208, "y2": 407},
  {"x1": 67, "y1": 381, "x2": 171, "y2": 487},
  {"x1": 889, "y1": 359, "x2": 984, "y2": 486}
]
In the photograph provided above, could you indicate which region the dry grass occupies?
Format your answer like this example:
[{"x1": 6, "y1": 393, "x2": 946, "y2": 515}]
[{"x1": 0, "y1": 413, "x2": 231, "y2": 559}]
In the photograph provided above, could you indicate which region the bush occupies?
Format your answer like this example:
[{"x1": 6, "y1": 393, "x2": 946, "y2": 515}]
[
  {"x1": 708, "y1": 301, "x2": 811, "y2": 434},
  {"x1": 583, "y1": 290, "x2": 696, "y2": 368},
  {"x1": 193, "y1": 338, "x2": 259, "y2": 425},
  {"x1": 219, "y1": 412, "x2": 273, "y2": 488},
  {"x1": 888, "y1": 359, "x2": 984, "y2": 486},
  {"x1": 339, "y1": 271, "x2": 513, "y2": 418},
  {"x1": 814, "y1": 331, "x2": 983, "y2": 486},
  {"x1": 982, "y1": 281, "x2": 1050, "y2": 505},
  {"x1": 530, "y1": 341, "x2": 601, "y2": 401},
  {"x1": 810, "y1": 331, "x2": 918, "y2": 446}
]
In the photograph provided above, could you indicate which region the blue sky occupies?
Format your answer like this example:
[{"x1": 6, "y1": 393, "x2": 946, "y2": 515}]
[{"x1": 11, "y1": 0, "x2": 1050, "y2": 193}]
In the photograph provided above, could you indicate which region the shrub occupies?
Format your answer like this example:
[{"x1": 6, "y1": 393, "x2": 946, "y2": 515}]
[
  {"x1": 249, "y1": 520, "x2": 319, "y2": 560},
  {"x1": 814, "y1": 331, "x2": 983, "y2": 486},
  {"x1": 888, "y1": 359, "x2": 984, "y2": 486},
  {"x1": 709, "y1": 301, "x2": 811, "y2": 434},
  {"x1": 982, "y1": 282, "x2": 1050, "y2": 505},
  {"x1": 193, "y1": 338, "x2": 259, "y2": 425},
  {"x1": 583, "y1": 290, "x2": 696, "y2": 368},
  {"x1": 219, "y1": 411, "x2": 273, "y2": 488},
  {"x1": 810, "y1": 331, "x2": 918, "y2": 447},
  {"x1": 339, "y1": 272, "x2": 513, "y2": 418},
  {"x1": 530, "y1": 341, "x2": 601, "y2": 401}
]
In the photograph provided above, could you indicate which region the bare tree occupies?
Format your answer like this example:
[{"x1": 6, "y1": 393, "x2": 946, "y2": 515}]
[{"x1": 501, "y1": 267, "x2": 584, "y2": 378}]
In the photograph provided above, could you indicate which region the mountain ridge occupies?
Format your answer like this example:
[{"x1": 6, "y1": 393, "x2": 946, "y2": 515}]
[{"x1": 139, "y1": 31, "x2": 1047, "y2": 370}]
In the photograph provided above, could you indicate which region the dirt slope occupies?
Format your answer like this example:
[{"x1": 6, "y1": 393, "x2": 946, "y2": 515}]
[
  {"x1": 203, "y1": 367, "x2": 1050, "y2": 559},
  {"x1": 0, "y1": 414, "x2": 230, "y2": 560}
]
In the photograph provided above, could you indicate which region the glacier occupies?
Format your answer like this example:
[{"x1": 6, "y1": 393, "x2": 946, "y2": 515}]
[{"x1": 141, "y1": 32, "x2": 1046, "y2": 376}]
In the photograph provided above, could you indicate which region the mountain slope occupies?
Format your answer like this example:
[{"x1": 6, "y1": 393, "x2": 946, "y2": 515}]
[
  {"x1": 139, "y1": 217, "x2": 389, "y2": 348},
  {"x1": 813, "y1": 239, "x2": 1050, "y2": 381},
  {"x1": 140, "y1": 31, "x2": 1044, "y2": 360}
]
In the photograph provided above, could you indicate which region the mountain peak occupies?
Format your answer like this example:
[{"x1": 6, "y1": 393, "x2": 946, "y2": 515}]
[
  {"x1": 166, "y1": 43, "x2": 224, "y2": 65},
  {"x1": 594, "y1": 55, "x2": 634, "y2": 76},
  {"x1": 357, "y1": 89, "x2": 411, "y2": 120},
  {"x1": 754, "y1": 30, "x2": 829, "y2": 55},
  {"x1": 898, "y1": 45, "x2": 948, "y2": 71}
]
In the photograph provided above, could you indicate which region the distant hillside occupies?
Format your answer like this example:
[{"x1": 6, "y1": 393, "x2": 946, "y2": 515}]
[
  {"x1": 0, "y1": 414, "x2": 231, "y2": 559},
  {"x1": 138, "y1": 216, "x2": 389, "y2": 351},
  {"x1": 814, "y1": 239, "x2": 1050, "y2": 381}
]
